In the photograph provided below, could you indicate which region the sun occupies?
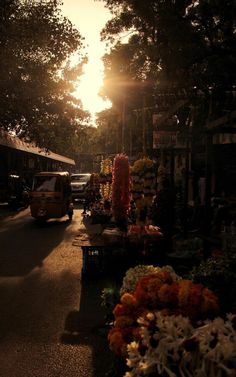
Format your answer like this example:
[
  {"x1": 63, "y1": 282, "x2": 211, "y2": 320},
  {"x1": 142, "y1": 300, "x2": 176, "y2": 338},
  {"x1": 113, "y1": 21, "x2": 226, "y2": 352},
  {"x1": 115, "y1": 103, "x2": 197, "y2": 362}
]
[
  {"x1": 74, "y1": 57, "x2": 111, "y2": 124},
  {"x1": 61, "y1": 0, "x2": 112, "y2": 125}
]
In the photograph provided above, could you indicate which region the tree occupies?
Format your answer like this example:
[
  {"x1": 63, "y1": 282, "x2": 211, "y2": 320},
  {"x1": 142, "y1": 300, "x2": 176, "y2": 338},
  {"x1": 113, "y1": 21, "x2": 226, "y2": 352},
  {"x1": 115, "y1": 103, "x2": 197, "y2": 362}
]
[
  {"x1": 0, "y1": 0, "x2": 89, "y2": 156},
  {"x1": 100, "y1": 0, "x2": 236, "y2": 112}
]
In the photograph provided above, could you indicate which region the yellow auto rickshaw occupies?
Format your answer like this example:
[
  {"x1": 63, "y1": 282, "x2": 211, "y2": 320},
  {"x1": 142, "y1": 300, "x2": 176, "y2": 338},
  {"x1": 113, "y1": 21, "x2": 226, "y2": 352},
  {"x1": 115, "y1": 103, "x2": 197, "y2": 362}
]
[{"x1": 30, "y1": 171, "x2": 73, "y2": 221}]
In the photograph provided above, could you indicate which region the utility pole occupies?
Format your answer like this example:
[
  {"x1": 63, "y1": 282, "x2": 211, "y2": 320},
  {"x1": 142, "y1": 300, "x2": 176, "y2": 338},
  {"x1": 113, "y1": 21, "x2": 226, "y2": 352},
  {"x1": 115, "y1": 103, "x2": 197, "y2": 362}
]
[
  {"x1": 121, "y1": 96, "x2": 126, "y2": 153},
  {"x1": 205, "y1": 91, "x2": 213, "y2": 235},
  {"x1": 142, "y1": 95, "x2": 146, "y2": 156}
]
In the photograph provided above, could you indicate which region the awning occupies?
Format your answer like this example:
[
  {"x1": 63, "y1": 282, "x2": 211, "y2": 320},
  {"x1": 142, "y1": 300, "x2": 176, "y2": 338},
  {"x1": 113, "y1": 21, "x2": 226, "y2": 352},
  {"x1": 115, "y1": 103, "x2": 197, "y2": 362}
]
[{"x1": 0, "y1": 129, "x2": 75, "y2": 165}]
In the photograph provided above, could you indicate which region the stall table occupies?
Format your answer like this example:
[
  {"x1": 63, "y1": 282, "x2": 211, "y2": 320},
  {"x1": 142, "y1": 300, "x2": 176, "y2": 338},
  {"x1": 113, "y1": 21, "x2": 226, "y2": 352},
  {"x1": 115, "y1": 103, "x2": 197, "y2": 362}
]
[{"x1": 76, "y1": 224, "x2": 164, "y2": 278}]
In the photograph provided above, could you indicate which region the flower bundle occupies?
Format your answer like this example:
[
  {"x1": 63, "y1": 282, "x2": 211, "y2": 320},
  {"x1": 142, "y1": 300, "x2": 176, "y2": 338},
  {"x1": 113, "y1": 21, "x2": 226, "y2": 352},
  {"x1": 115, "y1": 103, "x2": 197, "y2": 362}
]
[
  {"x1": 112, "y1": 154, "x2": 131, "y2": 225},
  {"x1": 120, "y1": 264, "x2": 180, "y2": 296},
  {"x1": 190, "y1": 254, "x2": 236, "y2": 314},
  {"x1": 125, "y1": 312, "x2": 236, "y2": 377},
  {"x1": 100, "y1": 158, "x2": 113, "y2": 200},
  {"x1": 108, "y1": 267, "x2": 219, "y2": 357},
  {"x1": 130, "y1": 158, "x2": 156, "y2": 221}
]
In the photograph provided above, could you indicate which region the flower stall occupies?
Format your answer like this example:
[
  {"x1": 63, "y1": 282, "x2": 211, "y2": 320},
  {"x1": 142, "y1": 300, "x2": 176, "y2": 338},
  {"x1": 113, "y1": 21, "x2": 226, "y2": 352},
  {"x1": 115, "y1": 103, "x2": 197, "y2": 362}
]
[
  {"x1": 88, "y1": 159, "x2": 113, "y2": 224},
  {"x1": 81, "y1": 155, "x2": 165, "y2": 277}
]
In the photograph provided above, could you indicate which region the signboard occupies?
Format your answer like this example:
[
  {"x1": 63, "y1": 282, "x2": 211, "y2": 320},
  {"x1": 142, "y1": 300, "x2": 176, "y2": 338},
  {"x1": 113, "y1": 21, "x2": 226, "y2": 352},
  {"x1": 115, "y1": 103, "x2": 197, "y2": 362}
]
[
  {"x1": 213, "y1": 133, "x2": 236, "y2": 144},
  {"x1": 153, "y1": 130, "x2": 177, "y2": 148}
]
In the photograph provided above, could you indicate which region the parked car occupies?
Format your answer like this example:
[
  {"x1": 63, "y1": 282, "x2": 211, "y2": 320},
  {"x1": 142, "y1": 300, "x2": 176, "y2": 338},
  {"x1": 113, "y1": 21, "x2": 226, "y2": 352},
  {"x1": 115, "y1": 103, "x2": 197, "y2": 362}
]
[{"x1": 70, "y1": 173, "x2": 91, "y2": 201}]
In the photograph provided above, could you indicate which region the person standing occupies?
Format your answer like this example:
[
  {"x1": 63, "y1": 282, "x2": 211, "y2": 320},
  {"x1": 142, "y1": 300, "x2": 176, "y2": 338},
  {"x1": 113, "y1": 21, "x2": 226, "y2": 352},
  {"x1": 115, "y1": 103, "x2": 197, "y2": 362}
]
[{"x1": 151, "y1": 178, "x2": 176, "y2": 238}]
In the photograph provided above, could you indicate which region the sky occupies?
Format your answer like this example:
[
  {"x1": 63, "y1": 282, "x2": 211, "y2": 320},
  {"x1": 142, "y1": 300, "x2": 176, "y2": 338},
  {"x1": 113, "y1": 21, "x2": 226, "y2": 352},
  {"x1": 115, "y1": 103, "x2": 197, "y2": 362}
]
[{"x1": 61, "y1": 0, "x2": 112, "y2": 124}]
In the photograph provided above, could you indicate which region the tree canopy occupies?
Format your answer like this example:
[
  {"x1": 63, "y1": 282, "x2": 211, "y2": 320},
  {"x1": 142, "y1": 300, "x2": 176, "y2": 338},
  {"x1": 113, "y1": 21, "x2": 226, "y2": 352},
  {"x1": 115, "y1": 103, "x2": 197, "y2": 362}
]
[
  {"x1": 100, "y1": 0, "x2": 236, "y2": 115},
  {"x1": 0, "y1": 0, "x2": 89, "y2": 157}
]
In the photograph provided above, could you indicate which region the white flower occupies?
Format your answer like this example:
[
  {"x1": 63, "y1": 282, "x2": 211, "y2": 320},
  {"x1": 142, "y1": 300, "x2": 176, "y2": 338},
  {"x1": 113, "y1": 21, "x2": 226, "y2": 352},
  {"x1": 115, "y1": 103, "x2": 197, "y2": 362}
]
[
  {"x1": 125, "y1": 312, "x2": 236, "y2": 377},
  {"x1": 120, "y1": 265, "x2": 161, "y2": 296}
]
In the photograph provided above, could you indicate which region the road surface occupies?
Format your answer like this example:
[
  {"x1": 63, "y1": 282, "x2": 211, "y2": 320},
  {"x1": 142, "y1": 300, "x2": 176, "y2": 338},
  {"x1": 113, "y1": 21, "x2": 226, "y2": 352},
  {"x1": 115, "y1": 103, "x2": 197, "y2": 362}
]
[{"x1": 0, "y1": 206, "x2": 115, "y2": 377}]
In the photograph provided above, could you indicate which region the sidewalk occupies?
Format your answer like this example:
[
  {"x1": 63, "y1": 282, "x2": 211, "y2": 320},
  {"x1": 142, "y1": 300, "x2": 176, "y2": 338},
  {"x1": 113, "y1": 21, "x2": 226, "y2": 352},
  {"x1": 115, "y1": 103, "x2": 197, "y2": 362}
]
[{"x1": 0, "y1": 202, "x2": 28, "y2": 221}]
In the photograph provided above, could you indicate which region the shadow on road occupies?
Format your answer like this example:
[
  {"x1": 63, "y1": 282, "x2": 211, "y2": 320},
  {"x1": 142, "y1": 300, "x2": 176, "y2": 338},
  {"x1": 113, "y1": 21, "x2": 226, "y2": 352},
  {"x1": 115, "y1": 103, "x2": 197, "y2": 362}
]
[
  {"x1": 0, "y1": 269, "x2": 81, "y2": 342},
  {"x1": 0, "y1": 216, "x2": 71, "y2": 277},
  {"x1": 60, "y1": 276, "x2": 116, "y2": 377}
]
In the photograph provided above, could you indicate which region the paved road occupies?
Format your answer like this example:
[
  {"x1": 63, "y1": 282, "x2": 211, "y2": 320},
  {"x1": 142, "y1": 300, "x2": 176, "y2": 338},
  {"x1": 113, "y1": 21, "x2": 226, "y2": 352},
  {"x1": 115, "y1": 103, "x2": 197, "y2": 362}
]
[{"x1": 0, "y1": 206, "x2": 115, "y2": 377}]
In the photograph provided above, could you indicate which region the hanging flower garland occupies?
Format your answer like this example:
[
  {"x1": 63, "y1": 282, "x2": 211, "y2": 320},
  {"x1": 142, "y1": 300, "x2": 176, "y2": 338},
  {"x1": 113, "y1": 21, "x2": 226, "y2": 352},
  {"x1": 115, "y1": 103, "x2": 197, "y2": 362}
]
[
  {"x1": 100, "y1": 158, "x2": 113, "y2": 200},
  {"x1": 112, "y1": 154, "x2": 130, "y2": 226},
  {"x1": 130, "y1": 158, "x2": 156, "y2": 224}
]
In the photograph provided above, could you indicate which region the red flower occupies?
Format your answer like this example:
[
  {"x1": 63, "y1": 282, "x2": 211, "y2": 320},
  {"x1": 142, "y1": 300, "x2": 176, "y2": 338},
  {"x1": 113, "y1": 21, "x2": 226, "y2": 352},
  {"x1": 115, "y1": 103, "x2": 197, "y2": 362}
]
[
  {"x1": 113, "y1": 303, "x2": 128, "y2": 317},
  {"x1": 134, "y1": 272, "x2": 174, "y2": 307}
]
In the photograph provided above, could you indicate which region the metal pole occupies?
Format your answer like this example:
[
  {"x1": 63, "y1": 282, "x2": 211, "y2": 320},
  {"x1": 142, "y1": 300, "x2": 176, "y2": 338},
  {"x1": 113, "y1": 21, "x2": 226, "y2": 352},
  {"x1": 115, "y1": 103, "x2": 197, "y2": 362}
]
[
  {"x1": 142, "y1": 95, "x2": 146, "y2": 156},
  {"x1": 121, "y1": 96, "x2": 125, "y2": 153}
]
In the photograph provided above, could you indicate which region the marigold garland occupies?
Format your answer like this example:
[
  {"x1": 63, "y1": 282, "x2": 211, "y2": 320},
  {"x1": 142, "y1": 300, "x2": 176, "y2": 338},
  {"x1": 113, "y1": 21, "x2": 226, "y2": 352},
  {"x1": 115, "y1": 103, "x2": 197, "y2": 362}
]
[
  {"x1": 112, "y1": 154, "x2": 130, "y2": 225},
  {"x1": 130, "y1": 158, "x2": 156, "y2": 223},
  {"x1": 100, "y1": 158, "x2": 113, "y2": 200}
]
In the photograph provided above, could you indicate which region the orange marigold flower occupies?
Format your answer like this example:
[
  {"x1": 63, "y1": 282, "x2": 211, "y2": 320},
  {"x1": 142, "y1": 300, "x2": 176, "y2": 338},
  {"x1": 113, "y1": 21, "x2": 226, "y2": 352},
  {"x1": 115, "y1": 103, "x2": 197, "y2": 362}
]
[
  {"x1": 113, "y1": 303, "x2": 128, "y2": 318},
  {"x1": 121, "y1": 293, "x2": 138, "y2": 308},
  {"x1": 108, "y1": 327, "x2": 120, "y2": 342},
  {"x1": 108, "y1": 328, "x2": 126, "y2": 356},
  {"x1": 178, "y1": 280, "x2": 192, "y2": 308},
  {"x1": 158, "y1": 283, "x2": 179, "y2": 307},
  {"x1": 115, "y1": 315, "x2": 135, "y2": 328},
  {"x1": 135, "y1": 272, "x2": 171, "y2": 306},
  {"x1": 201, "y1": 287, "x2": 219, "y2": 317},
  {"x1": 188, "y1": 283, "x2": 203, "y2": 308}
]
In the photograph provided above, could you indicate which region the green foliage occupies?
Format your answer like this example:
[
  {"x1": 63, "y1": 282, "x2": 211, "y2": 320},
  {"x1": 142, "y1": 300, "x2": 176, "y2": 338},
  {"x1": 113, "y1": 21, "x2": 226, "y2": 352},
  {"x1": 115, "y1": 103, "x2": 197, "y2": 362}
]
[
  {"x1": 0, "y1": 0, "x2": 89, "y2": 156},
  {"x1": 101, "y1": 285, "x2": 120, "y2": 323},
  {"x1": 101, "y1": 0, "x2": 236, "y2": 108},
  {"x1": 98, "y1": 0, "x2": 236, "y2": 156},
  {"x1": 189, "y1": 254, "x2": 236, "y2": 314}
]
